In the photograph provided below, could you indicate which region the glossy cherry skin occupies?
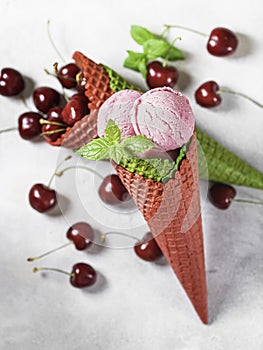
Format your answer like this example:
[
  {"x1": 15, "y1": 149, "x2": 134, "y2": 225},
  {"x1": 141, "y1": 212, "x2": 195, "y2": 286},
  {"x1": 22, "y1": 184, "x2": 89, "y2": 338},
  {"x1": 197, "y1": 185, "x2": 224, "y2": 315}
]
[
  {"x1": 58, "y1": 63, "x2": 80, "y2": 89},
  {"x1": 195, "y1": 81, "x2": 222, "y2": 108},
  {"x1": 146, "y1": 61, "x2": 179, "y2": 89},
  {"x1": 70, "y1": 93, "x2": 90, "y2": 105},
  {"x1": 98, "y1": 174, "x2": 130, "y2": 205},
  {"x1": 47, "y1": 106, "x2": 63, "y2": 122},
  {"x1": 66, "y1": 222, "x2": 94, "y2": 250},
  {"x1": 29, "y1": 184, "x2": 57, "y2": 213},
  {"x1": 70, "y1": 262, "x2": 97, "y2": 288},
  {"x1": 0, "y1": 68, "x2": 25, "y2": 96},
  {"x1": 209, "y1": 183, "x2": 236, "y2": 209},
  {"x1": 18, "y1": 112, "x2": 42, "y2": 140},
  {"x1": 134, "y1": 232, "x2": 163, "y2": 262},
  {"x1": 207, "y1": 27, "x2": 238, "y2": 57},
  {"x1": 61, "y1": 98, "x2": 89, "y2": 126},
  {"x1": 33, "y1": 87, "x2": 60, "y2": 113}
]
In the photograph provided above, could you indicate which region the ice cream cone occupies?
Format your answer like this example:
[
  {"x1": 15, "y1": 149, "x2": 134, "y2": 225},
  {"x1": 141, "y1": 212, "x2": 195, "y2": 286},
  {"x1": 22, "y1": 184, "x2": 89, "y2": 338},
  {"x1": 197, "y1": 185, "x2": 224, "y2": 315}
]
[{"x1": 114, "y1": 133, "x2": 208, "y2": 324}]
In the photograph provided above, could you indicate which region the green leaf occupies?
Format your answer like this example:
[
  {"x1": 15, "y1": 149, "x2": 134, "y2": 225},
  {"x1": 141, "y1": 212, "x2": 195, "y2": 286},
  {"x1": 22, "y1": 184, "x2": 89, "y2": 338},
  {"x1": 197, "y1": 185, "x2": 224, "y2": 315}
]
[
  {"x1": 121, "y1": 135, "x2": 156, "y2": 157},
  {"x1": 138, "y1": 57, "x2": 147, "y2": 78},
  {"x1": 76, "y1": 138, "x2": 111, "y2": 160},
  {"x1": 124, "y1": 50, "x2": 147, "y2": 72},
  {"x1": 105, "y1": 119, "x2": 121, "y2": 143},
  {"x1": 130, "y1": 25, "x2": 158, "y2": 45},
  {"x1": 143, "y1": 39, "x2": 171, "y2": 59},
  {"x1": 109, "y1": 144, "x2": 123, "y2": 164},
  {"x1": 163, "y1": 44, "x2": 185, "y2": 61}
]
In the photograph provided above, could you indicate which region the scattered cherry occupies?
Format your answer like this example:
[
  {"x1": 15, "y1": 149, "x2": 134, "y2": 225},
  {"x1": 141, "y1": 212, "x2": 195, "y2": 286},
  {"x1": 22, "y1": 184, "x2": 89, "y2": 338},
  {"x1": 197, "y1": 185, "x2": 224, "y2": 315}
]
[
  {"x1": 29, "y1": 183, "x2": 57, "y2": 213},
  {"x1": 195, "y1": 81, "x2": 222, "y2": 108},
  {"x1": 57, "y1": 63, "x2": 80, "y2": 89},
  {"x1": 66, "y1": 222, "x2": 94, "y2": 250},
  {"x1": 33, "y1": 86, "x2": 60, "y2": 113},
  {"x1": 76, "y1": 72, "x2": 87, "y2": 93},
  {"x1": 164, "y1": 24, "x2": 238, "y2": 57},
  {"x1": 146, "y1": 61, "x2": 179, "y2": 89},
  {"x1": 33, "y1": 262, "x2": 97, "y2": 288},
  {"x1": 207, "y1": 27, "x2": 238, "y2": 57},
  {"x1": 46, "y1": 106, "x2": 63, "y2": 122},
  {"x1": 209, "y1": 183, "x2": 236, "y2": 209},
  {"x1": 98, "y1": 174, "x2": 130, "y2": 205},
  {"x1": 70, "y1": 263, "x2": 97, "y2": 288},
  {"x1": 61, "y1": 98, "x2": 89, "y2": 126},
  {"x1": 18, "y1": 112, "x2": 42, "y2": 140},
  {"x1": 70, "y1": 93, "x2": 90, "y2": 105},
  {"x1": 134, "y1": 232, "x2": 163, "y2": 262},
  {"x1": 209, "y1": 182, "x2": 263, "y2": 209},
  {"x1": 195, "y1": 80, "x2": 263, "y2": 109},
  {"x1": 0, "y1": 67, "x2": 25, "y2": 96}
]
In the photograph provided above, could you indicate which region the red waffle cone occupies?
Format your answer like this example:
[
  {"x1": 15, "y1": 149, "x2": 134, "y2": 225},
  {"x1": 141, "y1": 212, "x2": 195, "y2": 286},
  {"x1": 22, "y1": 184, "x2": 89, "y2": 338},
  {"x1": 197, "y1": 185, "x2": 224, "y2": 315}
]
[
  {"x1": 73, "y1": 51, "x2": 114, "y2": 110},
  {"x1": 114, "y1": 133, "x2": 208, "y2": 324}
]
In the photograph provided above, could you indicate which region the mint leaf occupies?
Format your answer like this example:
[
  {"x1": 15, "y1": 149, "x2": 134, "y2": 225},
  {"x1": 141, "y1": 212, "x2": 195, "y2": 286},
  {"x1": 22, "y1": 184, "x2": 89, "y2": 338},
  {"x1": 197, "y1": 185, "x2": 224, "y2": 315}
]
[
  {"x1": 130, "y1": 25, "x2": 158, "y2": 45},
  {"x1": 76, "y1": 138, "x2": 111, "y2": 160},
  {"x1": 105, "y1": 119, "x2": 121, "y2": 143},
  {"x1": 109, "y1": 144, "x2": 123, "y2": 164},
  {"x1": 138, "y1": 57, "x2": 147, "y2": 78},
  {"x1": 124, "y1": 51, "x2": 147, "y2": 72},
  {"x1": 143, "y1": 39, "x2": 171, "y2": 59},
  {"x1": 121, "y1": 135, "x2": 156, "y2": 157},
  {"x1": 162, "y1": 45, "x2": 185, "y2": 61}
]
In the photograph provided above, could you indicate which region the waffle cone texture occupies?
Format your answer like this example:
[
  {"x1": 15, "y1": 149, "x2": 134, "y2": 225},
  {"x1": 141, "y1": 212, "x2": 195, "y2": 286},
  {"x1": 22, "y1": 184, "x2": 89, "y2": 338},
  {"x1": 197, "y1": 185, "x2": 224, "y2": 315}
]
[{"x1": 114, "y1": 133, "x2": 208, "y2": 324}]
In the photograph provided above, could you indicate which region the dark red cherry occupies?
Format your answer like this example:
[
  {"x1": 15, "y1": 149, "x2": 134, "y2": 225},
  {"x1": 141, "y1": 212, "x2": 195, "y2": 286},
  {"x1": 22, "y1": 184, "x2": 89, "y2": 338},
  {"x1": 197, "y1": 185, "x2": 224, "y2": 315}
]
[
  {"x1": 47, "y1": 106, "x2": 63, "y2": 122},
  {"x1": 98, "y1": 174, "x2": 130, "y2": 205},
  {"x1": 58, "y1": 63, "x2": 80, "y2": 89},
  {"x1": 60, "y1": 99, "x2": 89, "y2": 126},
  {"x1": 0, "y1": 67, "x2": 25, "y2": 96},
  {"x1": 209, "y1": 183, "x2": 236, "y2": 209},
  {"x1": 29, "y1": 183, "x2": 57, "y2": 213},
  {"x1": 70, "y1": 93, "x2": 90, "y2": 105},
  {"x1": 195, "y1": 80, "x2": 222, "y2": 108},
  {"x1": 70, "y1": 262, "x2": 97, "y2": 288},
  {"x1": 134, "y1": 232, "x2": 163, "y2": 262},
  {"x1": 207, "y1": 27, "x2": 238, "y2": 57},
  {"x1": 33, "y1": 87, "x2": 60, "y2": 113},
  {"x1": 66, "y1": 222, "x2": 94, "y2": 250},
  {"x1": 41, "y1": 123, "x2": 65, "y2": 142},
  {"x1": 146, "y1": 61, "x2": 179, "y2": 89},
  {"x1": 18, "y1": 112, "x2": 42, "y2": 140}
]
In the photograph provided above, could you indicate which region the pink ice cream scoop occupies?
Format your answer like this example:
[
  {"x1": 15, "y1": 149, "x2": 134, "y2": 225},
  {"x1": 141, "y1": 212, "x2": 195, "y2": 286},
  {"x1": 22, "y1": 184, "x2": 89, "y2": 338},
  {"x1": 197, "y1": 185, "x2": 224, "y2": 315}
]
[
  {"x1": 97, "y1": 89, "x2": 143, "y2": 138},
  {"x1": 130, "y1": 87, "x2": 195, "y2": 151}
]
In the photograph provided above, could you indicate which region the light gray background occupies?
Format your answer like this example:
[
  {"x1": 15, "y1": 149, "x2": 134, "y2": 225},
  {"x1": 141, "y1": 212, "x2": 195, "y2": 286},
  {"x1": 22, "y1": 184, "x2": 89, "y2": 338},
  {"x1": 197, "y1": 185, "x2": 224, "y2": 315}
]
[{"x1": 1, "y1": 0, "x2": 263, "y2": 349}]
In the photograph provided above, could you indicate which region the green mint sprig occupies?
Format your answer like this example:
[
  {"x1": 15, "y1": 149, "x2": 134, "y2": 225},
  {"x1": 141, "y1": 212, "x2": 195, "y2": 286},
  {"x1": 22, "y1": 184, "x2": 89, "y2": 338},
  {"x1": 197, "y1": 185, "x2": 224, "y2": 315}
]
[
  {"x1": 124, "y1": 25, "x2": 184, "y2": 78},
  {"x1": 76, "y1": 119, "x2": 156, "y2": 164}
]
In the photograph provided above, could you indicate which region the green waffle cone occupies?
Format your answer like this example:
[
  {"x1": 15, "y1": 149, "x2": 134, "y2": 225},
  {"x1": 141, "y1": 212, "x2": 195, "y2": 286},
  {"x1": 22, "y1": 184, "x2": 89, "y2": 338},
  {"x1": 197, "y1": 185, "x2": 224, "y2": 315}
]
[
  {"x1": 196, "y1": 127, "x2": 263, "y2": 190},
  {"x1": 102, "y1": 64, "x2": 142, "y2": 93}
]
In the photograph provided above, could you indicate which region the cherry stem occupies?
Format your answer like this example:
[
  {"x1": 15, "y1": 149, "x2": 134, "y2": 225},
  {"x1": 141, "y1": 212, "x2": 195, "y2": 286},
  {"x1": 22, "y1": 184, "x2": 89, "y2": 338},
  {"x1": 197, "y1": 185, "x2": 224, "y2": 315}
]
[
  {"x1": 47, "y1": 155, "x2": 72, "y2": 188},
  {"x1": 217, "y1": 89, "x2": 263, "y2": 109},
  {"x1": 55, "y1": 165, "x2": 104, "y2": 180},
  {"x1": 164, "y1": 24, "x2": 208, "y2": 38},
  {"x1": 0, "y1": 127, "x2": 18, "y2": 134},
  {"x1": 100, "y1": 231, "x2": 139, "y2": 244},
  {"x1": 47, "y1": 20, "x2": 66, "y2": 63},
  {"x1": 44, "y1": 68, "x2": 77, "y2": 83},
  {"x1": 231, "y1": 198, "x2": 263, "y2": 206},
  {"x1": 27, "y1": 241, "x2": 73, "y2": 262},
  {"x1": 33, "y1": 266, "x2": 73, "y2": 277},
  {"x1": 39, "y1": 118, "x2": 67, "y2": 127},
  {"x1": 163, "y1": 36, "x2": 182, "y2": 67},
  {"x1": 41, "y1": 128, "x2": 66, "y2": 136}
]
